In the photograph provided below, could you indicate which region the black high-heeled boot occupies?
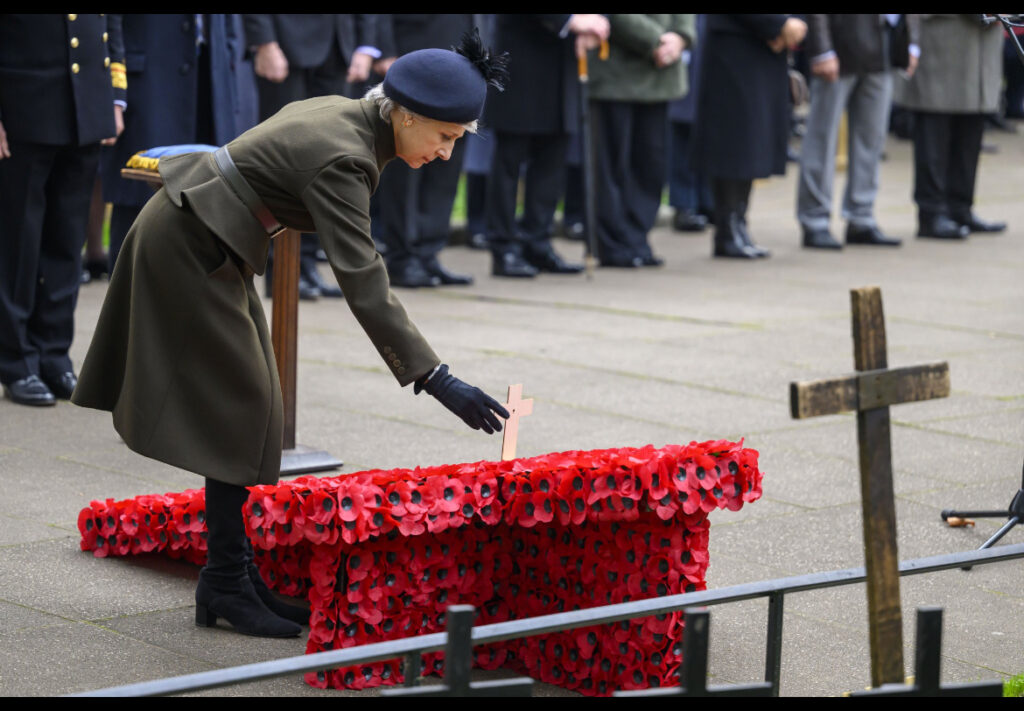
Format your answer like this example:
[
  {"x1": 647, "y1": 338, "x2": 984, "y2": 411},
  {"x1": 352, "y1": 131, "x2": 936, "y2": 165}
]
[
  {"x1": 245, "y1": 541, "x2": 310, "y2": 626},
  {"x1": 733, "y1": 180, "x2": 771, "y2": 258},
  {"x1": 712, "y1": 179, "x2": 760, "y2": 259},
  {"x1": 198, "y1": 478, "x2": 301, "y2": 638}
]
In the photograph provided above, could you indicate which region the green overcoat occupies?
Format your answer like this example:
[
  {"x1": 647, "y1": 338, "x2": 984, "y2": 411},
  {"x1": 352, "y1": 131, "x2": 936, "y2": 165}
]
[
  {"x1": 72, "y1": 96, "x2": 441, "y2": 486},
  {"x1": 588, "y1": 14, "x2": 695, "y2": 103}
]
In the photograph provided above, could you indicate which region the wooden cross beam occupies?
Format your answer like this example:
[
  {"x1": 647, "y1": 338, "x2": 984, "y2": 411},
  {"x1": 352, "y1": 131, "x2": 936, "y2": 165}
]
[
  {"x1": 500, "y1": 384, "x2": 534, "y2": 461},
  {"x1": 613, "y1": 608, "x2": 774, "y2": 697},
  {"x1": 850, "y1": 607, "x2": 1004, "y2": 697},
  {"x1": 380, "y1": 606, "x2": 533, "y2": 697},
  {"x1": 790, "y1": 286, "x2": 950, "y2": 687}
]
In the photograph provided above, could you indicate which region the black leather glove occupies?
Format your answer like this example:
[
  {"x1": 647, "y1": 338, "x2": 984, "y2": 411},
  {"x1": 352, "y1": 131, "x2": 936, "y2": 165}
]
[{"x1": 415, "y1": 364, "x2": 510, "y2": 434}]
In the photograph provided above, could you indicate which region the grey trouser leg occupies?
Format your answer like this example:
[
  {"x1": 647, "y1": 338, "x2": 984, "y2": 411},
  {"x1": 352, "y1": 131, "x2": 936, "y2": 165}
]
[
  {"x1": 841, "y1": 70, "x2": 892, "y2": 228},
  {"x1": 796, "y1": 72, "x2": 891, "y2": 232}
]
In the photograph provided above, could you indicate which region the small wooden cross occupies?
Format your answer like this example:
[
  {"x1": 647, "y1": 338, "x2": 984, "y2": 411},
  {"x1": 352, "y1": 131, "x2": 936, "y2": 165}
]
[
  {"x1": 613, "y1": 608, "x2": 774, "y2": 697},
  {"x1": 380, "y1": 606, "x2": 533, "y2": 697},
  {"x1": 500, "y1": 384, "x2": 534, "y2": 461},
  {"x1": 790, "y1": 287, "x2": 950, "y2": 687},
  {"x1": 850, "y1": 607, "x2": 1003, "y2": 697}
]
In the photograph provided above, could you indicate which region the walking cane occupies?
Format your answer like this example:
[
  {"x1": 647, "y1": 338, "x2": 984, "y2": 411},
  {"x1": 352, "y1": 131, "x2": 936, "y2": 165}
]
[{"x1": 577, "y1": 40, "x2": 609, "y2": 280}]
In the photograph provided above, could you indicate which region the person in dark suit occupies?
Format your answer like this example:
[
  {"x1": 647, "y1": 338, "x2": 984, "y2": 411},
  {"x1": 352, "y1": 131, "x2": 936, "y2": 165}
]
[
  {"x1": 101, "y1": 14, "x2": 255, "y2": 275},
  {"x1": 243, "y1": 13, "x2": 380, "y2": 300},
  {"x1": 692, "y1": 14, "x2": 807, "y2": 259},
  {"x1": 372, "y1": 14, "x2": 476, "y2": 288},
  {"x1": 73, "y1": 35, "x2": 510, "y2": 638},
  {"x1": 484, "y1": 14, "x2": 609, "y2": 278},
  {"x1": 0, "y1": 14, "x2": 125, "y2": 407}
]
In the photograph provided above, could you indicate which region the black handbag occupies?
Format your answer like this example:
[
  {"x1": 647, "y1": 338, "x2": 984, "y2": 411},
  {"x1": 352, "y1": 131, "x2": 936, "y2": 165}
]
[{"x1": 888, "y1": 14, "x2": 910, "y2": 69}]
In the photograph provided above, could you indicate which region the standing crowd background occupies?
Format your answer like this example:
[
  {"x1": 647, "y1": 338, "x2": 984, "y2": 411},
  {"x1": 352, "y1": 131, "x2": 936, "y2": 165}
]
[{"x1": 1, "y1": 13, "x2": 1021, "y2": 408}]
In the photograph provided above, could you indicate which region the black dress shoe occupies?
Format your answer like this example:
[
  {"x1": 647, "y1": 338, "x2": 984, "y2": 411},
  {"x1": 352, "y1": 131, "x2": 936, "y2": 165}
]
[
  {"x1": 956, "y1": 214, "x2": 1007, "y2": 234},
  {"x1": 389, "y1": 261, "x2": 441, "y2": 288},
  {"x1": 3, "y1": 375, "x2": 56, "y2": 407},
  {"x1": 468, "y1": 232, "x2": 490, "y2": 250},
  {"x1": 599, "y1": 254, "x2": 643, "y2": 268},
  {"x1": 423, "y1": 257, "x2": 473, "y2": 285},
  {"x1": 802, "y1": 227, "x2": 843, "y2": 250},
  {"x1": 918, "y1": 215, "x2": 969, "y2": 240},
  {"x1": 846, "y1": 224, "x2": 901, "y2": 247},
  {"x1": 563, "y1": 221, "x2": 586, "y2": 241},
  {"x1": 639, "y1": 254, "x2": 665, "y2": 267},
  {"x1": 43, "y1": 372, "x2": 77, "y2": 400},
  {"x1": 524, "y1": 246, "x2": 584, "y2": 274},
  {"x1": 492, "y1": 251, "x2": 538, "y2": 278},
  {"x1": 301, "y1": 258, "x2": 343, "y2": 298},
  {"x1": 672, "y1": 210, "x2": 708, "y2": 232}
]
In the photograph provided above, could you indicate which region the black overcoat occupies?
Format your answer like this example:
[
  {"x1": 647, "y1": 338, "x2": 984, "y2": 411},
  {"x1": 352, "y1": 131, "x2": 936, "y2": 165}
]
[
  {"x1": 100, "y1": 14, "x2": 249, "y2": 208},
  {"x1": 691, "y1": 14, "x2": 791, "y2": 180},
  {"x1": 241, "y1": 14, "x2": 378, "y2": 69},
  {"x1": 483, "y1": 14, "x2": 579, "y2": 135},
  {"x1": 0, "y1": 13, "x2": 125, "y2": 146}
]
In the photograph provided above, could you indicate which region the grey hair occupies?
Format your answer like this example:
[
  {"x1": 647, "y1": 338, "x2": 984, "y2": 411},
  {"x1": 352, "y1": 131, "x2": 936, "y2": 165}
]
[{"x1": 362, "y1": 83, "x2": 478, "y2": 134}]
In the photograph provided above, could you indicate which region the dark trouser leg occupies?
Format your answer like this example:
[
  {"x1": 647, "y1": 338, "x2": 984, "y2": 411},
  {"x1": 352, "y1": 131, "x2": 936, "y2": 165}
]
[
  {"x1": 912, "y1": 111, "x2": 951, "y2": 221},
  {"x1": 592, "y1": 100, "x2": 645, "y2": 264},
  {"x1": 107, "y1": 204, "x2": 142, "y2": 275},
  {"x1": 519, "y1": 132, "x2": 569, "y2": 256},
  {"x1": 31, "y1": 144, "x2": 100, "y2": 382},
  {"x1": 0, "y1": 142, "x2": 53, "y2": 383},
  {"x1": 486, "y1": 132, "x2": 528, "y2": 257},
  {"x1": 946, "y1": 113, "x2": 985, "y2": 223},
  {"x1": 623, "y1": 101, "x2": 669, "y2": 260},
  {"x1": 377, "y1": 159, "x2": 419, "y2": 270}
]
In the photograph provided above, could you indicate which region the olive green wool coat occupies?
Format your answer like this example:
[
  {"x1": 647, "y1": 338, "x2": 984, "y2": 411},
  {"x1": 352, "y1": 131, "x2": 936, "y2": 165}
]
[{"x1": 72, "y1": 96, "x2": 441, "y2": 486}]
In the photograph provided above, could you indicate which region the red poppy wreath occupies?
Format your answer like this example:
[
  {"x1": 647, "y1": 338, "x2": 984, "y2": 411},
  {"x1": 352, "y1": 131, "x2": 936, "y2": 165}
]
[{"x1": 79, "y1": 441, "x2": 762, "y2": 695}]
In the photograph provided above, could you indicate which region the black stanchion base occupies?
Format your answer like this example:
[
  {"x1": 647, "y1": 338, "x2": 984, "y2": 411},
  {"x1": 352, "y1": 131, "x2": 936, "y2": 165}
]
[{"x1": 280, "y1": 445, "x2": 343, "y2": 478}]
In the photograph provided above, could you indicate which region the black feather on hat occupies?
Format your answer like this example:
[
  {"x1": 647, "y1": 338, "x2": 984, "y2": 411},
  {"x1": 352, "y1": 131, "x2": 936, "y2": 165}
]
[{"x1": 452, "y1": 27, "x2": 511, "y2": 93}]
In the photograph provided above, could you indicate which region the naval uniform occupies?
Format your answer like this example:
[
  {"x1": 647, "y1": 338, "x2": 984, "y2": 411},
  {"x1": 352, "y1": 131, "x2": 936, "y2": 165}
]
[
  {"x1": 72, "y1": 96, "x2": 440, "y2": 487},
  {"x1": 0, "y1": 13, "x2": 125, "y2": 388}
]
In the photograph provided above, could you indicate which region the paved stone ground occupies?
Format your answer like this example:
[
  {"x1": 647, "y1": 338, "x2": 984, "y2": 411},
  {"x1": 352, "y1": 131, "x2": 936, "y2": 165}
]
[{"x1": 2, "y1": 125, "x2": 1023, "y2": 697}]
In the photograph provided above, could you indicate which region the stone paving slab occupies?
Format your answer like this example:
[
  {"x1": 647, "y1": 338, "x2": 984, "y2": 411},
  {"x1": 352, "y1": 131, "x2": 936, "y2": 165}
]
[{"x1": 2, "y1": 123, "x2": 1023, "y2": 697}]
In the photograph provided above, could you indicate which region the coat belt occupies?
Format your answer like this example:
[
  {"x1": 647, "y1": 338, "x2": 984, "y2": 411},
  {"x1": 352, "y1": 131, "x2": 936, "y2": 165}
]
[{"x1": 212, "y1": 145, "x2": 284, "y2": 237}]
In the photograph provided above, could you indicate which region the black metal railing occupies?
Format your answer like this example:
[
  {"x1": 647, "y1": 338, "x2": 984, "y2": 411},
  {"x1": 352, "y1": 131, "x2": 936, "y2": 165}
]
[{"x1": 69, "y1": 541, "x2": 1024, "y2": 697}]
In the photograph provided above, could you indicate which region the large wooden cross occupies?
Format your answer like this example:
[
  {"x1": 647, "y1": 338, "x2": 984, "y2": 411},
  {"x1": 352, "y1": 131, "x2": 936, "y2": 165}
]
[
  {"x1": 500, "y1": 384, "x2": 534, "y2": 461},
  {"x1": 789, "y1": 286, "x2": 950, "y2": 687}
]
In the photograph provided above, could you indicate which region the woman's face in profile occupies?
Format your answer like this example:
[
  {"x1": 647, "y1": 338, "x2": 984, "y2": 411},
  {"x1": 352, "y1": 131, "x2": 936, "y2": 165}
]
[{"x1": 393, "y1": 113, "x2": 466, "y2": 169}]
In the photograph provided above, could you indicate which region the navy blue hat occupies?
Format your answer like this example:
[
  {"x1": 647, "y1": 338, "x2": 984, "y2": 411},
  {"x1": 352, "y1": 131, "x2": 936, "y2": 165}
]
[{"x1": 382, "y1": 28, "x2": 509, "y2": 124}]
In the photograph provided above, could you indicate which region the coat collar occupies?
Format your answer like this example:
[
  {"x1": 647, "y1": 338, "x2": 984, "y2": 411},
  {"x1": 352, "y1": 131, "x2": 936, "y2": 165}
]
[{"x1": 360, "y1": 100, "x2": 397, "y2": 171}]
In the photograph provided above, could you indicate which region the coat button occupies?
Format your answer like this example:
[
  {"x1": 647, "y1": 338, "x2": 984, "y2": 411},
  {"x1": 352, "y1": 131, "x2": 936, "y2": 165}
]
[
  {"x1": 103, "y1": 32, "x2": 108, "y2": 41},
  {"x1": 67, "y1": 14, "x2": 77, "y2": 21},
  {"x1": 70, "y1": 37, "x2": 79, "y2": 48},
  {"x1": 71, "y1": 63, "x2": 80, "y2": 74},
  {"x1": 104, "y1": 57, "x2": 110, "y2": 67},
  {"x1": 383, "y1": 346, "x2": 392, "y2": 354},
  {"x1": 393, "y1": 360, "x2": 402, "y2": 367},
  {"x1": 397, "y1": 367, "x2": 406, "y2": 375}
]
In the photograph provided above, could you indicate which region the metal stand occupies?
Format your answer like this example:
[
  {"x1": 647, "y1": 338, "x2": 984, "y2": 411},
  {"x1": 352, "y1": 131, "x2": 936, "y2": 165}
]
[{"x1": 941, "y1": 459, "x2": 1023, "y2": 569}]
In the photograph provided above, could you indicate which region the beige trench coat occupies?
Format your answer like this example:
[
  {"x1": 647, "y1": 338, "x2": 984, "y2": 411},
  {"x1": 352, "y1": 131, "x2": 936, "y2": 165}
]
[{"x1": 73, "y1": 97, "x2": 440, "y2": 486}]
